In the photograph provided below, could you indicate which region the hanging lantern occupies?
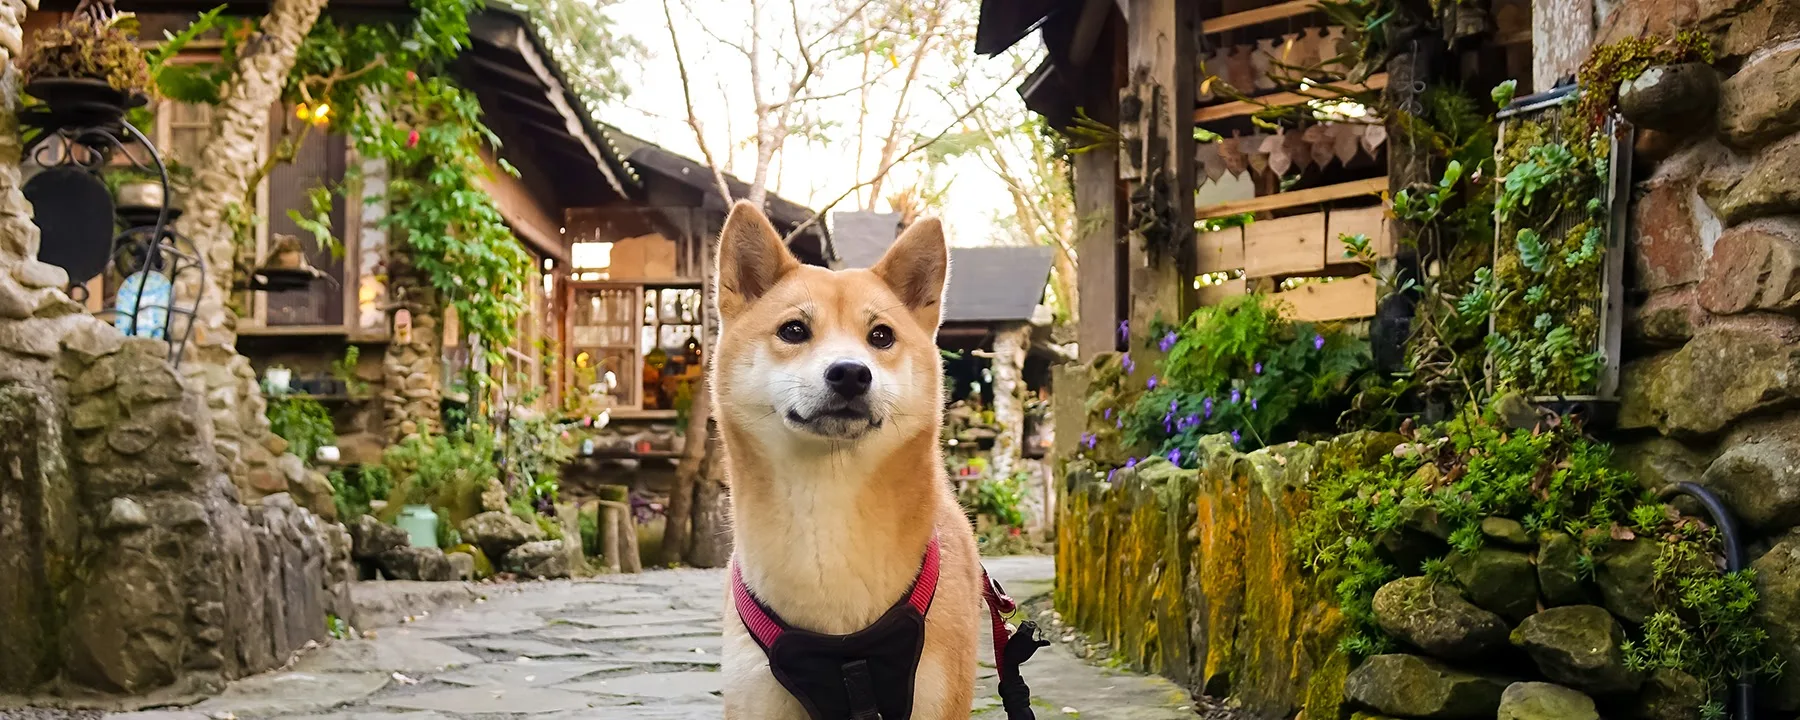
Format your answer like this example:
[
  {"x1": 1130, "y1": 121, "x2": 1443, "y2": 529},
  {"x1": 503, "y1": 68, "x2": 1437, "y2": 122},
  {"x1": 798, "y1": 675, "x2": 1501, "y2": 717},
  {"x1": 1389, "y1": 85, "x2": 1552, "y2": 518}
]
[{"x1": 21, "y1": 69, "x2": 202, "y2": 365}]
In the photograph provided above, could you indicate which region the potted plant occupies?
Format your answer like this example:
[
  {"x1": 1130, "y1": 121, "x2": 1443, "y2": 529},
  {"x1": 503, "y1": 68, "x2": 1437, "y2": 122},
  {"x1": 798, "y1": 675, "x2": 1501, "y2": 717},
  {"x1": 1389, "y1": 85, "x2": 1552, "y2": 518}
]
[
  {"x1": 264, "y1": 364, "x2": 292, "y2": 395},
  {"x1": 22, "y1": 14, "x2": 151, "y2": 128}
]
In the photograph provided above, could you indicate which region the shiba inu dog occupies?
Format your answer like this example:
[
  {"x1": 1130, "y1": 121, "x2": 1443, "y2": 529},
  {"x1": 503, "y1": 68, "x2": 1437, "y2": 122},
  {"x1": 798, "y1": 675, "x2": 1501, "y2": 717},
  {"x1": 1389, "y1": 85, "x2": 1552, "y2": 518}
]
[{"x1": 711, "y1": 200, "x2": 983, "y2": 720}]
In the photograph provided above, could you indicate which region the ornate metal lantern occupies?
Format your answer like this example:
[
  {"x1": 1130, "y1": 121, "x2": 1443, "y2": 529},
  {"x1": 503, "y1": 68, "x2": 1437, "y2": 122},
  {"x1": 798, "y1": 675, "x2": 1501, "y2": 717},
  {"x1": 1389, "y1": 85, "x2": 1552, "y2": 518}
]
[{"x1": 22, "y1": 77, "x2": 203, "y2": 366}]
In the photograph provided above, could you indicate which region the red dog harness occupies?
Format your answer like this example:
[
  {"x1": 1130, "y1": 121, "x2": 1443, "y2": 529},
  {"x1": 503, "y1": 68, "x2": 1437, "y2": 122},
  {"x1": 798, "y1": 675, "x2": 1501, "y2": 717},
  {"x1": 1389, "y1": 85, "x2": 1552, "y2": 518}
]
[{"x1": 732, "y1": 536, "x2": 1047, "y2": 720}]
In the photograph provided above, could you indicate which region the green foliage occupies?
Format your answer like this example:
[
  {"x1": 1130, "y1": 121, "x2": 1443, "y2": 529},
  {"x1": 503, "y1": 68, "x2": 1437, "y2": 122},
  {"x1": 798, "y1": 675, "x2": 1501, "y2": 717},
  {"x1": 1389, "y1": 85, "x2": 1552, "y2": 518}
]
[
  {"x1": 1622, "y1": 528, "x2": 1781, "y2": 713},
  {"x1": 503, "y1": 414, "x2": 577, "y2": 513},
  {"x1": 961, "y1": 472, "x2": 1028, "y2": 528},
  {"x1": 332, "y1": 346, "x2": 372, "y2": 397},
  {"x1": 266, "y1": 395, "x2": 336, "y2": 464},
  {"x1": 1296, "y1": 408, "x2": 1640, "y2": 658},
  {"x1": 149, "y1": 11, "x2": 256, "y2": 104},
  {"x1": 1124, "y1": 294, "x2": 1369, "y2": 457},
  {"x1": 1490, "y1": 110, "x2": 1610, "y2": 396},
  {"x1": 25, "y1": 15, "x2": 153, "y2": 94},
  {"x1": 382, "y1": 428, "x2": 498, "y2": 509},
  {"x1": 327, "y1": 465, "x2": 392, "y2": 520}
]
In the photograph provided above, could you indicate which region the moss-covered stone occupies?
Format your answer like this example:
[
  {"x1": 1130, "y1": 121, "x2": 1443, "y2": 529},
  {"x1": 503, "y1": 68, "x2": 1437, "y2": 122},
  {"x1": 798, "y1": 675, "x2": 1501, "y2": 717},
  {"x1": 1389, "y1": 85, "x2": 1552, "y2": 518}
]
[
  {"x1": 1752, "y1": 530, "x2": 1800, "y2": 711},
  {"x1": 1537, "y1": 532, "x2": 1591, "y2": 607},
  {"x1": 1511, "y1": 606, "x2": 1642, "y2": 695},
  {"x1": 1449, "y1": 548, "x2": 1540, "y2": 623},
  {"x1": 1481, "y1": 517, "x2": 1533, "y2": 547},
  {"x1": 1343, "y1": 653, "x2": 1510, "y2": 719},
  {"x1": 1596, "y1": 539, "x2": 1661, "y2": 624},
  {"x1": 1496, "y1": 682, "x2": 1600, "y2": 720},
  {"x1": 1372, "y1": 577, "x2": 1508, "y2": 660},
  {"x1": 1631, "y1": 669, "x2": 1707, "y2": 720}
]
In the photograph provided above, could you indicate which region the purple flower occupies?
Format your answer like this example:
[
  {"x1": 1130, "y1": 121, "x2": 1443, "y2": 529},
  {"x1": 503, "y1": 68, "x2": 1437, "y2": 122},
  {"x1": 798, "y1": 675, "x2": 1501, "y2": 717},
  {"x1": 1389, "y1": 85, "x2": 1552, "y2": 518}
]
[
  {"x1": 1254, "y1": 362, "x2": 1263, "y2": 375},
  {"x1": 1122, "y1": 353, "x2": 1135, "y2": 374},
  {"x1": 1147, "y1": 375, "x2": 1159, "y2": 390},
  {"x1": 1082, "y1": 433, "x2": 1098, "y2": 449},
  {"x1": 1169, "y1": 399, "x2": 1179, "y2": 413},
  {"x1": 1250, "y1": 398, "x2": 1259, "y2": 410},
  {"x1": 1107, "y1": 468, "x2": 1118, "y2": 483},
  {"x1": 1203, "y1": 397, "x2": 1215, "y2": 418},
  {"x1": 1229, "y1": 389, "x2": 1241, "y2": 404},
  {"x1": 1231, "y1": 429, "x2": 1242, "y2": 445},
  {"x1": 1167, "y1": 448, "x2": 1182, "y2": 465},
  {"x1": 1183, "y1": 413, "x2": 1200, "y2": 429},
  {"x1": 1104, "y1": 408, "x2": 1113, "y2": 420},
  {"x1": 1125, "y1": 457, "x2": 1139, "y2": 469},
  {"x1": 1159, "y1": 331, "x2": 1178, "y2": 352},
  {"x1": 1313, "y1": 334, "x2": 1326, "y2": 350},
  {"x1": 1118, "y1": 320, "x2": 1130, "y2": 343},
  {"x1": 1116, "y1": 419, "x2": 1124, "y2": 429}
]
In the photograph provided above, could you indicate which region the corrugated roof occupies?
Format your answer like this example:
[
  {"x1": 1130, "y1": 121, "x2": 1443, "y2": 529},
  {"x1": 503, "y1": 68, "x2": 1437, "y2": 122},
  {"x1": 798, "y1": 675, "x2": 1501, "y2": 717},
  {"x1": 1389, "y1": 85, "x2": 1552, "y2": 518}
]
[
  {"x1": 943, "y1": 246, "x2": 1054, "y2": 323},
  {"x1": 834, "y1": 216, "x2": 1051, "y2": 323}
]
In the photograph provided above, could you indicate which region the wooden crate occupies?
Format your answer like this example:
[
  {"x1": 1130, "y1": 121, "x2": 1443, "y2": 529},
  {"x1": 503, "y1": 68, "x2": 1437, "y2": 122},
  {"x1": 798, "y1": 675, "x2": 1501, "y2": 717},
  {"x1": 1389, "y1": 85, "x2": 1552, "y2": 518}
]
[
  {"x1": 1243, "y1": 212, "x2": 1326, "y2": 278},
  {"x1": 1273, "y1": 275, "x2": 1377, "y2": 321},
  {"x1": 1195, "y1": 226, "x2": 1245, "y2": 273},
  {"x1": 1326, "y1": 206, "x2": 1392, "y2": 264}
]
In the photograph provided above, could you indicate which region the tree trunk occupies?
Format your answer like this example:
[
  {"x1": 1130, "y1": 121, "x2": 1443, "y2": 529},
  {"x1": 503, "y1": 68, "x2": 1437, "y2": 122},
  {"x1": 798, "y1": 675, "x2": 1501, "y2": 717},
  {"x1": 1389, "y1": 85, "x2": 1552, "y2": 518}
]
[
  {"x1": 168, "y1": 0, "x2": 330, "y2": 496},
  {"x1": 989, "y1": 323, "x2": 1030, "y2": 480},
  {"x1": 661, "y1": 374, "x2": 705, "y2": 566},
  {"x1": 687, "y1": 448, "x2": 731, "y2": 568}
]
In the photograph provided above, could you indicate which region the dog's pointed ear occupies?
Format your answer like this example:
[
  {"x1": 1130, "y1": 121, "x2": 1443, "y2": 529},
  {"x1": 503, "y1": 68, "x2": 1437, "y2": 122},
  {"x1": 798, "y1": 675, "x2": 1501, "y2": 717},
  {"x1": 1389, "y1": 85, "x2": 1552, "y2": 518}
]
[
  {"x1": 716, "y1": 201, "x2": 800, "y2": 320},
  {"x1": 872, "y1": 217, "x2": 950, "y2": 330}
]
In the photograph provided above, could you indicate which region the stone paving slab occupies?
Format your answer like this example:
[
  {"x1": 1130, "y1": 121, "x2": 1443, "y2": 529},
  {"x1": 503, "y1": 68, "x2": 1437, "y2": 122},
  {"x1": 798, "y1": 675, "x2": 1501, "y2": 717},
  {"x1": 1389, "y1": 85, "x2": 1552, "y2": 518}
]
[{"x1": 85, "y1": 559, "x2": 1200, "y2": 719}]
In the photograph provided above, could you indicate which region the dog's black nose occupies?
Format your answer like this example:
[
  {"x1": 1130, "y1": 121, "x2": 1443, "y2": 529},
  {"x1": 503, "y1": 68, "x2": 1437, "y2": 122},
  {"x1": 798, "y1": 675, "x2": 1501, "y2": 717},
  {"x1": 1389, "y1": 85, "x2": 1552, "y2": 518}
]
[{"x1": 824, "y1": 361, "x2": 873, "y2": 398}]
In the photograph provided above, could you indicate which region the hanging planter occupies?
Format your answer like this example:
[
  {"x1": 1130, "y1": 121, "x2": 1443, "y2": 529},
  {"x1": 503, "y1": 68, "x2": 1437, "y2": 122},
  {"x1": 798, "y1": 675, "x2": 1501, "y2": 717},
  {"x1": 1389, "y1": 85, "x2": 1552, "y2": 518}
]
[
  {"x1": 1486, "y1": 83, "x2": 1631, "y2": 427},
  {"x1": 20, "y1": 17, "x2": 151, "y2": 132}
]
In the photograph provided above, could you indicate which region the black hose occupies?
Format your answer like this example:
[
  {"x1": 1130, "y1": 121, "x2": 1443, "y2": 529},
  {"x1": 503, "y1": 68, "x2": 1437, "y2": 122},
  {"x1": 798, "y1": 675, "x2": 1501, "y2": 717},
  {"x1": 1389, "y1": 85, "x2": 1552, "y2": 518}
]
[{"x1": 1658, "y1": 482, "x2": 1753, "y2": 720}]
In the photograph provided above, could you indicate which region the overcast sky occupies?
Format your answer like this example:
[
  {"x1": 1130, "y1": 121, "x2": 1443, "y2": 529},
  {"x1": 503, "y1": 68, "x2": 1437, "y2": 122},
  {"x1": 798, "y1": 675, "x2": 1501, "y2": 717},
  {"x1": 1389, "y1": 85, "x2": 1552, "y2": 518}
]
[{"x1": 594, "y1": 0, "x2": 1041, "y2": 247}]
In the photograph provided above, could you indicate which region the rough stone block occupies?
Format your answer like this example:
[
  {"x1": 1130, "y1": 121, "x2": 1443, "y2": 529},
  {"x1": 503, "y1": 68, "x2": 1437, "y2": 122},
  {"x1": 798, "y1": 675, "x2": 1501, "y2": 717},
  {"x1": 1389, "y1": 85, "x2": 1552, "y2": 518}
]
[
  {"x1": 504, "y1": 540, "x2": 570, "y2": 579},
  {"x1": 1495, "y1": 682, "x2": 1598, "y2": 720},
  {"x1": 1372, "y1": 577, "x2": 1507, "y2": 660},
  {"x1": 1753, "y1": 531, "x2": 1800, "y2": 710},
  {"x1": 1618, "y1": 324, "x2": 1800, "y2": 436},
  {"x1": 377, "y1": 546, "x2": 457, "y2": 582},
  {"x1": 1699, "y1": 437, "x2": 1800, "y2": 532},
  {"x1": 1511, "y1": 606, "x2": 1642, "y2": 695},
  {"x1": 1344, "y1": 654, "x2": 1509, "y2": 719},
  {"x1": 1707, "y1": 133, "x2": 1800, "y2": 225},
  {"x1": 1721, "y1": 47, "x2": 1800, "y2": 148},
  {"x1": 1698, "y1": 219, "x2": 1800, "y2": 314},
  {"x1": 1621, "y1": 63, "x2": 1720, "y2": 135}
]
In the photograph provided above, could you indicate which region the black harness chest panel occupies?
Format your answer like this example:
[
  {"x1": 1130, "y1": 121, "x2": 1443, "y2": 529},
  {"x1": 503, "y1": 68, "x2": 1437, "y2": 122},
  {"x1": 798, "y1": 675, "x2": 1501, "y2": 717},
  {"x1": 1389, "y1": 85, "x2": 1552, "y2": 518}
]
[{"x1": 763, "y1": 604, "x2": 927, "y2": 720}]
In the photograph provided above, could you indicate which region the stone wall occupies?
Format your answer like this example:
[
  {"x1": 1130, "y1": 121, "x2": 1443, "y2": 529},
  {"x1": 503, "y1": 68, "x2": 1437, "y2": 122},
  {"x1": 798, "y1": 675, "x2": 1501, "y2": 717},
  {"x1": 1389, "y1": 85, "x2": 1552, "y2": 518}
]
[
  {"x1": 382, "y1": 258, "x2": 443, "y2": 444},
  {"x1": 0, "y1": 6, "x2": 349, "y2": 702},
  {"x1": 1055, "y1": 432, "x2": 1357, "y2": 720},
  {"x1": 1596, "y1": 0, "x2": 1800, "y2": 707}
]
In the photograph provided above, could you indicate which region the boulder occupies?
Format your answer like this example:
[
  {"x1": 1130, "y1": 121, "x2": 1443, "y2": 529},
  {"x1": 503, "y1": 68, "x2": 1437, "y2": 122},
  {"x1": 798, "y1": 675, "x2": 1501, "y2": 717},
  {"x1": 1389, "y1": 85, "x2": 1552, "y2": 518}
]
[
  {"x1": 1699, "y1": 437, "x2": 1800, "y2": 533},
  {"x1": 1616, "y1": 437, "x2": 1712, "y2": 496},
  {"x1": 1720, "y1": 47, "x2": 1800, "y2": 148},
  {"x1": 447, "y1": 543, "x2": 493, "y2": 579},
  {"x1": 1537, "y1": 532, "x2": 1591, "y2": 607},
  {"x1": 1372, "y1": 577, "x2": 1509, "y2": 660},
  {"x1": 1496, "y1": 682, "x2": 1599, "y2": 720},
  {"x1": 1343, "y1": 654, "x2": 1509, "y2": 719},
  {"x1": 1449, "y1": 548, "x2": 1539, "y2": 623},
  {"x1": 376, "y1": 546, "x2": 456, "y2": 582},
  {"x1": 1511, "y1": 606, "x2": 1642, "y2": 695},
  {"x1": 348, "y1": 515, "x2": 408, "y2": 561},
  {"x1": 1697, "y1": 220, "x2": 1800, "y2": 315},
  {"x1": 459, "y1": 510, "x2": 544, "y2": 562},
  {"x1": 1620, "y1": 63, "x2": 1719, "y2": 135},
  {"x1": 1631, "y1": 669, "x2": 1707, "y2": 720},
  {"x1": 290, "y1": 470, "x2": 338, "y2": 524},
  {"x1": 446, "y1": 552, "x2": 476, "y2": 581},
  {"x1": 1481, "y1": 517, "x2": 1533, "y2": 547},
  {"x1": 503, "y1": 540, "x2": 570, "y2": 580},
  {"x1": 1629, "y1": 287, "x2": 1709, "y2": 348},
  {"x1": 1617, "y1": 325, "x2": 1800, "y2": 437},
  {"x1": 1752, "y1": 531, "x2": 1800, "y2": 711},
  {"x1": 1596, "y1": 540, "x2": 1661, "y2": 624}
]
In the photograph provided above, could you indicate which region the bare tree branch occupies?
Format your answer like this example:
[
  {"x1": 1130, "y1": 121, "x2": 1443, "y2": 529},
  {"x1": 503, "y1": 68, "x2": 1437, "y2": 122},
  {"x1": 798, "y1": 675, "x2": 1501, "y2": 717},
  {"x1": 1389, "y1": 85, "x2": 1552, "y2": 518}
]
[
  {"x1": 661, "y1": 0, "x2": 735, "y2": 206},
  {"x1": 781, "y1": 59, "x2": 1032, "y2": 243}
]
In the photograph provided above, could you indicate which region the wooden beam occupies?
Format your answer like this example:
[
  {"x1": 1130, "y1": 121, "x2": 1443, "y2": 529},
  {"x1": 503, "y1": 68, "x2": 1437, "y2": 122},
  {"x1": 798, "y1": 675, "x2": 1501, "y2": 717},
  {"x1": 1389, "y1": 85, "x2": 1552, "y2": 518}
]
[
  {"x1": 479, "y1": 26, "x2": 627, "y2": 198},
  {"x1": 1069, "y1": 0, "x2": 1114, "y2": 67},
  {"x1": 1124, "y1": 0, "x2": 1198, "y2": 397},
  {"x1": 1275, "y1": 274, "x2": 1377, "y2": 321},
  {"x1": 1194, "y1": 73, "x2": 1389, "y2": 123},
  {"x1": 1196, "y1": 176, "x2": 1387, "y2": 219},
  {"x1": 1201, "y1": 0, "x2": 1319, "y2": 35}
]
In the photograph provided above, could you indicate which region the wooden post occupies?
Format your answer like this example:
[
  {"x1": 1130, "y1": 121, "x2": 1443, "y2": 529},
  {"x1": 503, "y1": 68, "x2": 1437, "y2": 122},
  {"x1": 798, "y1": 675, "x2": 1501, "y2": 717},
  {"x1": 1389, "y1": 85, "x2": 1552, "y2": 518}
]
[
  {"x1": 1122, "y1": 0, "x2": 1198, "y2": 376},
  {"x1": 597, "y1": 485, "x2": 629, "y2": 573}
]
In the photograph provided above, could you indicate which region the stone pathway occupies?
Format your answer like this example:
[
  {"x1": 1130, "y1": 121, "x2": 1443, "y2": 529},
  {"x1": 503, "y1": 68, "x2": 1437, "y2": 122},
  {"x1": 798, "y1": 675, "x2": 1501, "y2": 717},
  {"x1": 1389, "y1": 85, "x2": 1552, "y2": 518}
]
[{"x1": 96, "y1": 556, "x2": 1197, "y2": 719}]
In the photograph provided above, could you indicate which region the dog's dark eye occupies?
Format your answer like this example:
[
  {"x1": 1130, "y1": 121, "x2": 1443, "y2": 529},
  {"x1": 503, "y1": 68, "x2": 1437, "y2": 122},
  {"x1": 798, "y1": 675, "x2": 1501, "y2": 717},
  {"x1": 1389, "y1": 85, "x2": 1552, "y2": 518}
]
[
  {"x1": 777, "y1": 320, "x2": 811, "y2": 344},
  {"x1": 868, "y1": 324, "x2": 895, "y2": 349}
]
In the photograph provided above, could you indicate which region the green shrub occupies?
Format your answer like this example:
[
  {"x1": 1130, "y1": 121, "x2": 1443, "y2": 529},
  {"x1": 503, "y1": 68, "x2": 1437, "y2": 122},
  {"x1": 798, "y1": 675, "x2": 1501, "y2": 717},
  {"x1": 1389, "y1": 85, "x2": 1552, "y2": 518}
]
[{"x1": 267, "y1": 395, "x2": 336, "y2": 464}]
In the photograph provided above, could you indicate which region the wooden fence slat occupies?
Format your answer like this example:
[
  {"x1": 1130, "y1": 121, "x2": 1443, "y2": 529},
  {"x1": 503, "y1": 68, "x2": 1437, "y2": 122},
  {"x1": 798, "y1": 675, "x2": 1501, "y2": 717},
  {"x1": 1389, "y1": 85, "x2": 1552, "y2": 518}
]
[
  {"x1": 1276, "y1": 275, "x2": 1378, "y2": 321},
  {"x1": 1193, "y1": 73, "x2": 1390, "y2": 123},
  {"x1": 1196, "y1": 177, "x2": 1388, "y2": 220},
  {"x1": 1326, "y1": 205, "x2": 1391, "y2": 263},
  {"x1": 1244, "y1": 212, "x2": 1326, "y2": 278},
  {"x1": 1197, "y1": 277, "x2": 1247, "y2": 306},
  {"x1": 1196, "y1": 226, "x2": 1245, "y2": 273},
  {"x1": 1201, "y1": 0, "x2": 1319, "y2": 35}
]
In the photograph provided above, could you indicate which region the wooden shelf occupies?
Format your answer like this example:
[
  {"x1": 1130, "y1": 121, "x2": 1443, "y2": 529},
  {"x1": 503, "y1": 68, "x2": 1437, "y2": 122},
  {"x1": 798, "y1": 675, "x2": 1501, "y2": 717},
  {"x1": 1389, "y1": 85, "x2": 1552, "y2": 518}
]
[
  {"x1": 1202, "y1": 0, "x2": 1321, "y2": 35},
  {"x1": 1196, "y1": 177, "x2": 1387, "y2": 219},
  {"x1": 238, "y1": 324, "x2": 351, "y2": 337},
  {"x1": 1195, "y1": 73, "x2": 1389, "y2": 123}
]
